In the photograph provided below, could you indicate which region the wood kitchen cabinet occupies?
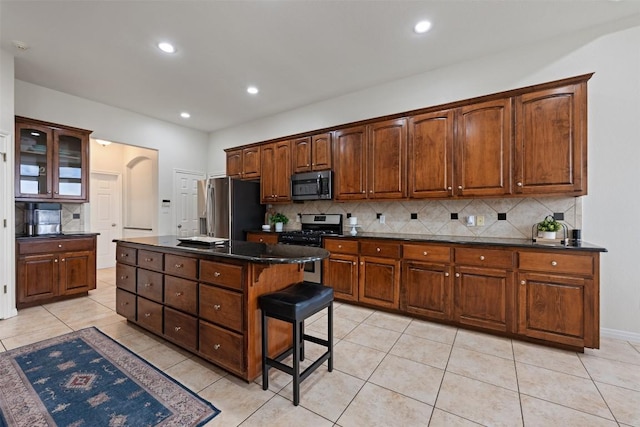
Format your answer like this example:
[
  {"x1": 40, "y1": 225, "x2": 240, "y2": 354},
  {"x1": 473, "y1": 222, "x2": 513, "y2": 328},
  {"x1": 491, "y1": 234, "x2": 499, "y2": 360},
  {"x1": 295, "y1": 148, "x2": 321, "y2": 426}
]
[
  {"x1": 226, "y1": 146, "x2": 261, "y2": 179},
  {"x1": 15, "y1": 116, "x2": 91, "y2": 202},
  {"x1": 292, "y1": 133, "x2": 332, "y2": 173},
  {"x1": 514, "y1": 83, "x2": 587, "y2": 196},
  {"x1": 333, "y1": 118, "x2": 407, "y2": 200},
  {"x1": 358, "y1": 240, "x2": 401, "y2": 309},
  {"x1": 401, "y1": 243, "x2": 453, "y2": 320},
  {"x1": 246, "y1": 232, "x2": 279, "y2": 244},
  {"x1": 517, "y1": 250, "x2": 598, "y2": 348},
  {"x1": 16, "y1": 235, "x2": 97, "y2": 308},
  {"x1": 260, "y1": 140, "x2": 291, "y2": 203},
  {"x1": 454, "y1": 247, "x2": 515, "y2": 333},
  {"x1": 322, "y1": 239, "x2": 359, "y2": 301}
]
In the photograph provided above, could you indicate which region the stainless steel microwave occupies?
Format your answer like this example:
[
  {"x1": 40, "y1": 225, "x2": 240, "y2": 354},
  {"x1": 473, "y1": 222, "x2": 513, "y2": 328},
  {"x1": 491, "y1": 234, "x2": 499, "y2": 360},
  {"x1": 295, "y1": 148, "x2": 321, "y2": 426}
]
[{"x1": 291, "y1": 170, "x2": 332, "y2": 201}]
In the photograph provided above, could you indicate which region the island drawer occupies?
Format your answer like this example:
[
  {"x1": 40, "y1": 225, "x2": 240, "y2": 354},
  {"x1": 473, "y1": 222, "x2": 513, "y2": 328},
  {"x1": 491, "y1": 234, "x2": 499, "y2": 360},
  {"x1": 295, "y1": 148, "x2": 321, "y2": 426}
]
[
  {"x1": 199, "y1": 320, "x2": 244, "y2": 374},
  {"x1": 360, "y1": 240, "x2": 401, "y2": 258},
  {"x1": 116, "y1": 288, "x2": 136, "y2": 321},
  {"x1": 403, "y1": 243, "x2": 451, "y2": 263},
  {"x1": 200, "y1": 260, "x2": 244, "y2": 290},
  {"x1": 518, "y1": 252, "x2": 594, "y2": 276},
  {"x1": 164, "y1": 276, "x2": 198, "y2": 314},
  {"x1": 116, "y1": 244, "x2": 137, "y2": 265},
  {"x1": 138, "y1": 249, "x2": 163, "y2": 271},
  {"x1": 455, "y1": 247, "x2": 514, "y2": 268},
  {"x1": 199, "y1": 284, "x2": 243, "y2": 332},
  {"x1": 164, "y1": 307, "x2": 198, "y2": 350},
  {"x1": 165, "y1": 254, "x2": 198, "y2": 279},
  {"x1": 137, "y1": 269, "x2": 163, "y2": 303},
  {"x1": 324, "y1": 239, "x2": 359, "y2": 255},
  {"x1": 137, "y1": 297, "x2": 163, "y2": 335},
  {"x1": 116, "y1": 263, "x2": 136, "y2": 292}
]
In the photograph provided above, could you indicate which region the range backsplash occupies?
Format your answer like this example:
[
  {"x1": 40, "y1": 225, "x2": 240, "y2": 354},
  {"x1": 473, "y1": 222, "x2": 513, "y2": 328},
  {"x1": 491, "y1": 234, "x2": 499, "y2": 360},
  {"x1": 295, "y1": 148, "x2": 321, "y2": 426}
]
[
  {"x1": 275, "y1": 196, "x2": 582, "y2": 239},
  {"x1": 15, "y1": 203, "x2": 85, "y2": 235}
]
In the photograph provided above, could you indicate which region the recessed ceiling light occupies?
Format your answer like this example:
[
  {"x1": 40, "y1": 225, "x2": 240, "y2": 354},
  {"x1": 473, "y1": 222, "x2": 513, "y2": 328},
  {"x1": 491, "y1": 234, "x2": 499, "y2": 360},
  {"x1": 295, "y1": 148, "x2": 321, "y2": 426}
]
[
  {"x1": 158, "y1": 42, "x2": 176, "y2": 54},
  {"x1": 247, "y1": 86, "x2": 259, "y2": 95},
  {"x1": 414, "y1": 20, "x2": 432, "y2": 34},
  {"x1": 180, "y1": 112, "x2": 191, "y2": 119}
]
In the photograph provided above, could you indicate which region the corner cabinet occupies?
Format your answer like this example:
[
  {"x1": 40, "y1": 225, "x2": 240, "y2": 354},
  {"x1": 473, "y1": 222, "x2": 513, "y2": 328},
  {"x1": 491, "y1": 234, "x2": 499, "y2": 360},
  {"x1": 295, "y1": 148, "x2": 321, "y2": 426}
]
[
  {"x1": 16, "y1": 235, "x2": 97, "y2": 308},
  {"x1": 15, "y1": 117, "x2": 92, "y2": 202}
]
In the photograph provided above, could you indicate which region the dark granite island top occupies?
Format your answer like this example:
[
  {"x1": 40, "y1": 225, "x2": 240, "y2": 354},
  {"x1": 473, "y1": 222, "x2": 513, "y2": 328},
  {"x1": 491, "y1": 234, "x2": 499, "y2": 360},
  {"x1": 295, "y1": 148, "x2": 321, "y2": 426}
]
[{"x1": 112, "y1": 235, "x2": 329, "y2": 263}]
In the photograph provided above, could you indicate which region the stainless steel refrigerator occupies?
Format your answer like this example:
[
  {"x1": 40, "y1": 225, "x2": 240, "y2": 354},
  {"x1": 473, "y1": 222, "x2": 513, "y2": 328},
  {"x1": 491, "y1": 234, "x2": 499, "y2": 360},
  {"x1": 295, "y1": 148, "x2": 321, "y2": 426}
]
[{"x1": 197, "y1": 177, "x2": 265, "y2": 240}]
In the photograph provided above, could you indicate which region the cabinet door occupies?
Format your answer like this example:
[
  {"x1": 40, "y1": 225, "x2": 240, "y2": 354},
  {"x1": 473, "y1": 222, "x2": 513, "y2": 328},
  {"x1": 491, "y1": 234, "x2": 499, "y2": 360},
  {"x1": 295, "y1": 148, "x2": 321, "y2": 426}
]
[
  {"x1": 514, "y1": 83, "x2": 586, "y2": 195},
  {"x1": 116, "y1": 288, "x2": 136, "y2": 321},
  {"x1": 15, "y1": 122, "x2": 53, "y2": 199},
  {"x1": 17, "y1": 254, "x2": 58, "y2": 305},
  {"x1": 242, "y1": 146, "x2": 261, "y2": 179},
  {"x1": 408, "y1": 110, "x2": 455, "y2": 198},
  {"x1": 359, "y1": 256, "x2": 401, "y2": 309},
  {"x1": 273, "y1": 140, "x2": 291, "y2": 201},
  {"x1": 312, "y1": 133, "x2": 332, "y2": 171},
  {"x1": 53, "y1": 128, "x2": 89, "y2": 201},
  {"x1": 517, "y1": 272, "x2": 590, "y2": 348},
  {"x1": 456, "y1": 99, "x2": 513, "y2": 197},
  {"x1": 260, "y1": 143, "x2": 276, "y2": 202},
  {"x1": 367, "y1": 118, "x2": 407, "y2": 199},
  {"x1": 401, "y1": 261, "x2": 453, "y2": 321},
  {"x1": 59, "y1": 250, "x2": 96, "y2": 295},
  {"x1": 333, "y1": 126, "x2": 367, "y2": 200},
  {"x1": 454, "y1": 266, "x2": 514, "y2": 333},
  {"x1": 226, "y1": 149, "x2": 243, "y2": 178},
  {"x1": 292, "y1": 136, "x2": 312, "y2": 173},
  {"x1": 322, "y1": 253, "x2": 358, "y2": 301}
]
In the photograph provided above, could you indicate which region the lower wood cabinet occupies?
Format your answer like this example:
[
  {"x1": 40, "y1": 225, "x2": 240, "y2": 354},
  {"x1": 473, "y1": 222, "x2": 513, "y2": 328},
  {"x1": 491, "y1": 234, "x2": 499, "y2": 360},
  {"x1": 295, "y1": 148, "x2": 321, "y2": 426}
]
[
  {"x1": 322, "y1": 237, "x2": 602, "y2": 350},
  {"x1": 137, "y1": 297, "x2": 163, "y2": 335},
  {"x1": 199, "y1": 320, "x2": 245, "y2": 374},
  {"x1": 16, "y1": 235, "x2": 97, "y2": 308},
  {"x1": 116, "y1": 288, "x2": 136, "y2": 321},
  {"x1": 164, "y1": 307, "x2": 198, "y2": 350}
]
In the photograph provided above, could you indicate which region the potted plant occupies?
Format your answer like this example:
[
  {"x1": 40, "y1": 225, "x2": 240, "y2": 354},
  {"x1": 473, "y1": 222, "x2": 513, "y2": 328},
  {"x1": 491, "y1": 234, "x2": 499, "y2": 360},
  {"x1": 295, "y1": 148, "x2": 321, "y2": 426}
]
[
  {"x1": 537, "y1": 215, "x2": 562, "y2": 239},
  {"x1": 270, "y1": 213, "x2": 289, "y2": 232}
]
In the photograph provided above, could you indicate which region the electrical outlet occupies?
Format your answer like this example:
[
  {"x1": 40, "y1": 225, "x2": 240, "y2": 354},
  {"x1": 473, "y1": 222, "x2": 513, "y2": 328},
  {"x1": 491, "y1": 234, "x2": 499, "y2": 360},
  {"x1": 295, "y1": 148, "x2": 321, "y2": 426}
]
[
  {"x1": 379, "y1": 215, "x2": 385, "y2": 224},
  {"x1": 477, "y1": 215, "x2": 485, "y2": 226}
]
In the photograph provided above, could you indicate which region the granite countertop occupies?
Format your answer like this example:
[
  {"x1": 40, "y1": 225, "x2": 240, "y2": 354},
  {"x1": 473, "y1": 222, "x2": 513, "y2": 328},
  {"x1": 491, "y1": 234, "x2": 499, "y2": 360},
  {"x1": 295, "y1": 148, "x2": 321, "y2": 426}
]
[
  {"x1": 113, "y1": 235, "x2": 330, "y2": 264},
  {"x1": 16, "y1": 232, "x2": 100, "y2": 240},
  {"x1": 325, "y1": 232, "x2": 607, "y2": 252}
]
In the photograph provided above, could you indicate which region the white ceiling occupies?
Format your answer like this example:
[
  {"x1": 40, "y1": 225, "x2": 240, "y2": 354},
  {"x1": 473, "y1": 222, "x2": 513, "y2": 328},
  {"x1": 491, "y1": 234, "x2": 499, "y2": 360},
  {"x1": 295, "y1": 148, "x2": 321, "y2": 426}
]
[{"x1": 2, "y1": 1, "x2": 640, "y2": 133}]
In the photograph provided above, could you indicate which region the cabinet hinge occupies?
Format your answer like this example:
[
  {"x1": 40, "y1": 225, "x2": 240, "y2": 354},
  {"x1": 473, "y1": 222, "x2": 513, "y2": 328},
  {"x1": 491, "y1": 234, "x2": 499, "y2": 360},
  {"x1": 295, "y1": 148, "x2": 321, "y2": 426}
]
[{"x1": 1, "y1": 152, "x2": 5, "y2": 162}]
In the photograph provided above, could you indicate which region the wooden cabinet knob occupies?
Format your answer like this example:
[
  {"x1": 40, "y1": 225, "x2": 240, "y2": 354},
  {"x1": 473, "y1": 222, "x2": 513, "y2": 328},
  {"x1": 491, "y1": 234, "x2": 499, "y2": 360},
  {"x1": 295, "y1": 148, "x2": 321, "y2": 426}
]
[
  {"x1": 458, "y1": 185, "x2": 463, "y2": 190},
  {"x1": 479, "y1": 255, "x2": 485, "y2": 261},
  {"x1": 455, "y1": 273, "x2": 460, "y2": 277},
  {"x1": 447, "y1": 186, "x2": 452, "y2": 191},
  {"x1": 551, "y1": 261, "x2": 557, "y2": 266},
  {"x1": 517, "y1": 182, "x2": 523, "y2": 187},
  {"x1": 360, "y1": 261, "x2": 364, "y2": 265},
  {"x1": 521, "y1": 280, "x2": 526, "y2": 285},
  {"x1": 54, "y1": 259, "x2": 58, "y2": 263},
  {"x1": 376, "y1": 248, "x2": 381, "y2": 252},
  {"x1": 444, "y1": 272, "x2": 449, "y2": 277},
  {"x1": 352, "y1": 261, "x2": 357, "y2": 265},
  {"x1": 423, "y1": 251, "x2": 428, "y2": 256},
  {"x1": 58, "y1": 244, "x2": 63, "y2": 248},
  {"x1": 61, "y1": 258, "x2": 65, "y2": 262}
]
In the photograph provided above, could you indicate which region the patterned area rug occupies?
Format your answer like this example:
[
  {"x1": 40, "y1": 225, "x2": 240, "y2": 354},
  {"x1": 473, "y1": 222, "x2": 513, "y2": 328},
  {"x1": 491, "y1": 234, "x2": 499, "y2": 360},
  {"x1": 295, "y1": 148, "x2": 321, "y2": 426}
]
[{"x1": 0, "y1": 327, "x2": 220, "y2": 426}]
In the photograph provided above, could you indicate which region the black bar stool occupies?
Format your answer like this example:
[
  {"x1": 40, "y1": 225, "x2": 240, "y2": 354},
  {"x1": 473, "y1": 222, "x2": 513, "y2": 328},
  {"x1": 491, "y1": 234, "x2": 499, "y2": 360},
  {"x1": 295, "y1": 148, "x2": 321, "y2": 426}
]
[{"x1": 259, "y1": 281, "x2": 334, "y2": 406}]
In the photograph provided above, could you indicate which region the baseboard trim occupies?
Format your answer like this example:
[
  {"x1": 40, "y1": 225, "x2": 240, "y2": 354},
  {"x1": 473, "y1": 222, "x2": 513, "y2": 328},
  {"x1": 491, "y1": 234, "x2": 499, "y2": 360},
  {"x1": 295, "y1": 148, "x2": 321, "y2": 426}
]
[{"x1": 601, "y1": 327, "x2": 640, "y2": 344}]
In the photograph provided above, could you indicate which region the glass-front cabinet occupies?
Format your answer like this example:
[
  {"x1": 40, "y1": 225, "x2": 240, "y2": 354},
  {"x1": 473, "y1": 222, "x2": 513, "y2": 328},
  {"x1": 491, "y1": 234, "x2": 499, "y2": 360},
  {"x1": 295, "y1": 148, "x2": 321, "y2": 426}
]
[{"x1": 15, "y1": 117, "x2": 91, "y2": 202}]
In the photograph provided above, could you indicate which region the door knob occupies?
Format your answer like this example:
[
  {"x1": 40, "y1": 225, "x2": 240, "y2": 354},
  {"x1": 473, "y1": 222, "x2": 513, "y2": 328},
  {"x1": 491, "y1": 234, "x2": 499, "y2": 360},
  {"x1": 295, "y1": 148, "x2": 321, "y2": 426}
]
[
  {"x1": 177, "y1": 224, "x2": 182, "y2": 228},
  {"x1": 111, "y1": 223, "x2": 116, "y2": 227}
]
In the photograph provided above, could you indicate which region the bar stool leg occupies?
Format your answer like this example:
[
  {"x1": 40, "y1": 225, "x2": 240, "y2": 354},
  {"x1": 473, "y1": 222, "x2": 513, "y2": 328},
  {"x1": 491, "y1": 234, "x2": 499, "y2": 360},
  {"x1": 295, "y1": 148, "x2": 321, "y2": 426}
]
[
  {"x1": 292, "y1": 319, "x2": 301, "y2": 406},
  {"x1": 299, "y1": 321, "x2": 305, "y2": 361},
  {"x1": 328, "y1": 301, "x2": 333, "y2": 372},
  {"x1": 261, "y1": 311, "x2": 269, "y2": 391}
]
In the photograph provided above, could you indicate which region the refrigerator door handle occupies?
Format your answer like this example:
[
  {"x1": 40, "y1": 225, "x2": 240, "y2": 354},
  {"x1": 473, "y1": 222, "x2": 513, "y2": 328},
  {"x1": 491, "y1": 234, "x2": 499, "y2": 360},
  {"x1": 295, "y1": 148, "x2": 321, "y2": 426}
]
[{"x1": 207, "y1": 180, "x2": 215, "y2": 236}]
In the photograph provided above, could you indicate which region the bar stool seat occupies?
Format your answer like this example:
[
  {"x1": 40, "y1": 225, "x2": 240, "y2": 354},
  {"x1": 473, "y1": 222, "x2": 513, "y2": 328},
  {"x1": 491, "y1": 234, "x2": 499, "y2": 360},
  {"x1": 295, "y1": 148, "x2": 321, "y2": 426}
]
[{"x1": 259, "y1": 281, "x2": 333, "y2": 406}]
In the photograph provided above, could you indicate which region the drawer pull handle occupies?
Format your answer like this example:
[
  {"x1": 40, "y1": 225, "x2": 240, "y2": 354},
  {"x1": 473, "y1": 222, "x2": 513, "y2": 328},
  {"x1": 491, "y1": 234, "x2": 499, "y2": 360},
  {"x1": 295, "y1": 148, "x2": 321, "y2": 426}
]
[
  {"x1": 175, "y1": 292, "x2": 183, "y2": 297},
  {"x1": 144, "y1": 283, "x2": 152, "y2": 288},
  {"x1": 551, "y1": 261, "x2": 557, "y2": 266},
  {"x1": 259, "y1": 238, "x2": 264, "y2": 242},
  {"x1": 338, "y1": 244, "x2": 342, "y2": 249},
  {"x1": 376, "y1": 248, "x2": 381, "y2": 252},
  {"x1": 455, "y1": 273, "x2": 460, "y2": 277},
  {"x1": 214, "y1": 272, "x2": 221, "y2": 277},
  {"x1": 144, "y1": 257, "x2": 153, "y2": 262},
  {"x1": 58, "y1": 244, "x2": 63, "y2": 248},
  {"x1": 144, "y1": 313, "x2": 151, "y2": 317},
  {"x1": 120, "y1": 275, "x2": 128, "y2": 280},
  {"x1": 214, "y1": 304, "x2": 221, "y2": 310},
  {"x1": 479, "y1": 256, "x2": 485, "y2": 261},
  {"x1": 521, "y1": 280, "x2": 526, "y2": 285},
  {"x1": 121, "y1": 302, "x2": 129, "y2": 306},
  {"x1": 120, "y1": 253, "x2": 128, "y2": 258},
  {"x1": 423, "y1": 251, "x2": 428, "y2": 256},
  {"x1": 174, "y1": 326, "x2": 181, "y2": 332},
  {"x1": 175, "y1": 263, "x2": 183, "y2": 268},
  {"x1": 214, "y1": 344, "x2": 221, "y2": 350}
]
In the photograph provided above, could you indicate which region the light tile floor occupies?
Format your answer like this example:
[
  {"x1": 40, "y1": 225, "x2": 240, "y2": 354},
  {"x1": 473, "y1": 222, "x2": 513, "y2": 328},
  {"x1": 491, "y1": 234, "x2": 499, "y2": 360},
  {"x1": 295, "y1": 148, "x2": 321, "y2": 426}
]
[{"x1": 1, "y1": 268, "x2": 640, "y2": 426}]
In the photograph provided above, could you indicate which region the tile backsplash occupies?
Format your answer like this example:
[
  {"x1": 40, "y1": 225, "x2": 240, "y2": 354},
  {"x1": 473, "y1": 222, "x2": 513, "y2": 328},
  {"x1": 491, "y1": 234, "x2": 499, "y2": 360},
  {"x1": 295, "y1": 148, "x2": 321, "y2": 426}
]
[
  {"x1": 275, "y1": 196, "x2": 582, "y2": 239},
  {"x1": 15, "y1": 203, "x2": 85, "y2": 235}
]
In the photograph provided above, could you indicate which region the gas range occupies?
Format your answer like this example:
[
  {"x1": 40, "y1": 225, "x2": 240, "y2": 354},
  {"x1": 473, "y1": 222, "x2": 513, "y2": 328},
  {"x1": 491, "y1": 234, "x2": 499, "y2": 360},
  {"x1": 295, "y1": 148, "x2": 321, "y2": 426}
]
[{"x1": 278, "y1": 214, "x2": 343, "y2": 247}]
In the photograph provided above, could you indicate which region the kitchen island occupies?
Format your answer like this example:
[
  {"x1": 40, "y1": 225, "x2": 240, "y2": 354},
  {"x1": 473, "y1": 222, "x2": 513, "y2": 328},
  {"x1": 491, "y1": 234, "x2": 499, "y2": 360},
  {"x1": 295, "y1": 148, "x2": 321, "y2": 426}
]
[{"x1": 113, "y1": 236, "x2": 329, "y2": 381}]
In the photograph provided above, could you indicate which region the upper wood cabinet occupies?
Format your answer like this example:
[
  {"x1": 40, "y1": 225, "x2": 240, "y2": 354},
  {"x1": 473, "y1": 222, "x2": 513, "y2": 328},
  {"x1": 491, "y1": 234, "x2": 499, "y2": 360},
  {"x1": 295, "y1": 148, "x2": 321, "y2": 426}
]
[
  {"x1": 514, "y1": 83, "x2": 586, "y2": 196},
  {"x1": 260, "y1": 140, "x2": 291, "y2": 203},
  {"x1": 15, "y1": 117, "x2": 91, "y2": 202},
  {"x1": 292, "y1": 132, "x2": 332, "y2": 173},
  {"x1": 226, "y1": 146, "x2": 260, "y2": 179},
  {"x1": 334, "y1": 118, "x2": 407, "y2": 200}
]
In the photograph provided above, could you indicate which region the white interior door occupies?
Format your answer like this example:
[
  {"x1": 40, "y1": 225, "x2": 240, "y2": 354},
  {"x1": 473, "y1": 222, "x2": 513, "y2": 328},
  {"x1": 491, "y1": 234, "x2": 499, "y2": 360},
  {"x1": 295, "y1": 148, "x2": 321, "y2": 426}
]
[
  {"x1": 91, "y1": 172, "x2": 122, "y2": 269},
  {"x1": 174, "y1": 170, "x2": 204, "y2": 237}
]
